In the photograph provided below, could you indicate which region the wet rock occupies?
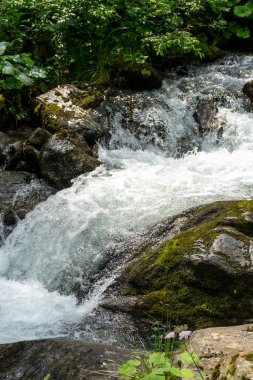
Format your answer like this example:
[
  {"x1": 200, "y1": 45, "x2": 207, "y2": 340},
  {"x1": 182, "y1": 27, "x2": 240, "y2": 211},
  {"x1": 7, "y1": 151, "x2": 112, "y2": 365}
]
[
  {"x1": 0, "y1": 339, "x2": 135, "y2": 380},
  {"x1": 189, "y1": 324, "x2": 253, "y2": 379},
  {"x1": 105, "y1": 200, "x2": 253, "y2": 328},
  {"x1": 193, "y1": 98, "x2": 223, "y2": 137},
  {"x1": 39, "y1": 130, "x2": 100, "y2": 189},
  {"x1": 36, "y1": 85, "x2": 110, "y2": 147},
  {"x1": 243, "y1": 79, "x2": 253, "y2": 102},
  {"x1": 28, "y1": 127, "x2": 51, "y2": 149},
  {"x1": 0, "y1": 131, "x2": 14, "y2": 165},
  {"x1": 0, "y1": 170, "x2": 54, "y2": 243},
  {"x1": 36, "y1": 84, "x2": 201, "y2": 155}
]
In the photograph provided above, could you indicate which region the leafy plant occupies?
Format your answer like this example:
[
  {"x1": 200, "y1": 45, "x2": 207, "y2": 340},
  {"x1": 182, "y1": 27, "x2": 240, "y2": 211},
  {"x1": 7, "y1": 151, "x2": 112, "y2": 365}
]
[
  {"x1": 0, "y1": 42, "x2": 46, "y2": 90},
  {"x1": 119, "y1": 330, "x2": 205, "y2": 380}
]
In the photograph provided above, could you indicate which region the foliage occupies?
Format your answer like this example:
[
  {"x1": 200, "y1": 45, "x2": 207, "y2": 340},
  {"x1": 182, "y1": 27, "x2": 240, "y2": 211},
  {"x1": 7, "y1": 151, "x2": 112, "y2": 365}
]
[
  {"x1": 0, "y1": 41, "x2": 46, "y2": 121},
  {"x1": 1, "y1": 0, "x2": 253, "y2": 124},
  {"x1": 118, "y1": 330, "x2": 205, "y2": 380}
]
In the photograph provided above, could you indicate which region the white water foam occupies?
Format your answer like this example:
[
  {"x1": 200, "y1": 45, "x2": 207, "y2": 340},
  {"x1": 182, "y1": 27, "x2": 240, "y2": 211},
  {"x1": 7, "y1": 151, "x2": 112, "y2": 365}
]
[{"x1": 0, "y1": 55, "x2": 253, "y2": 343}]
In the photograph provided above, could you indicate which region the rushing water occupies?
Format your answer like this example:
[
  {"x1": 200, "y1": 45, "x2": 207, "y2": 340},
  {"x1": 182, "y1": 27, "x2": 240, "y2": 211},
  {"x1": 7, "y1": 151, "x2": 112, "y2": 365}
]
[{"x1": 1, "y1": 55, "x2": 253, "y2": 343}]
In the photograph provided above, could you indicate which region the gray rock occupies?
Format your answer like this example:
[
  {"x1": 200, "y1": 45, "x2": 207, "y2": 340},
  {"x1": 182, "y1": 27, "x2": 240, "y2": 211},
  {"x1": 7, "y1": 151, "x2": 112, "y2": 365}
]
[
  {"x1": 243, "y1": 79, "x2": 253, "y2": 102},
  {"x1": 193, "y1": 98, "x2": 223, "y2": 137},
  {"x1": 39, "y1": 130, "x2": 100, "y2": 189},
  {"x1": 28, "y1": 127, "x2": 51, "y2": 149},
  {"x1": 0, "y1": 339, "x2": 135, "y2": 380},
  {"x1": 0, "y1": 170, "x2": 54, "y2": 243}
]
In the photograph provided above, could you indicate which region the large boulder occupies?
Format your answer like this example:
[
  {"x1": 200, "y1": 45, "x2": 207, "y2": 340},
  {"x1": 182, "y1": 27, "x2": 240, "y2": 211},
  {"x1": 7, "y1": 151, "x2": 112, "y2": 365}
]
[
  {"x1": 36, "y1": 85, "x2": 111, "y2": 147},
  {"x1": 0, "y1": 339, "x2": 134, "y2": 380},
  {"x1": 104, "y1": 200, "x2": 253, "y2": 328},
  {"x1": 0, "y1": 170, "x2": 54, "y2": 243},
  {"x1": 189, "y1": 324, "x2": 253, "y2": 379},
  {"x1": 39, "y1": 130, "x2": 100, "y2": 189}
]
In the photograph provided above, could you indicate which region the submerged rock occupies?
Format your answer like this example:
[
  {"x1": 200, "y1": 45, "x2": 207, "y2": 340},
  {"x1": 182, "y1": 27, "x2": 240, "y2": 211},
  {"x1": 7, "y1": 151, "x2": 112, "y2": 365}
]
[
  {"x1": 0, "y1": 339, "x2": 134, "y2": 380},
  {"x1": 0, "y1": 170, "x2": 54, "y2": 243},
  {"x1": 189, "y1": 324, "x2": 253, "y2": 379},
  {"x1": 39, "y1": 130, "x2": 100, "y2": 189},
  {"x1": 105, "y1": 200, "x2": 253, "y2": 328},
  {"x1": 193, "y1": 98, "x2": 224, "y2": 138}
]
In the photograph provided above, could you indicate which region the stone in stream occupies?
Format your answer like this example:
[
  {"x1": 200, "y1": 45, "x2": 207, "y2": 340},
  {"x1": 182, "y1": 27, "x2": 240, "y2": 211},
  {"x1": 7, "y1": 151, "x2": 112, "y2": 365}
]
[
  {"x1": 243, "y1": 79, "x2": 253, "y2": 102},
  {"x1": 39, "y1": 129, "x2": 100, "y2": 189},
  {"x1": 0, "y1": 170, "x2": 54, "y2": 243},
  {"x1": 102, "y1": 200, "x2": 253, "y2": 329},
  {"x1": 193, "y1": 98, "x2": 224, "y2": 138},
  {"x1": 0, "y1": 339, "x2": 134, "y2": 380}
]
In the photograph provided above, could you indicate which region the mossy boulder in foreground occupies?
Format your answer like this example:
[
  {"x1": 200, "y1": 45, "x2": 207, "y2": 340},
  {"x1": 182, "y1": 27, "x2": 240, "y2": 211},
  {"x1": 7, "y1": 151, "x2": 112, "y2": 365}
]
[{"x1": 106, "y1": 201, "x2": 253, "y2": 328}]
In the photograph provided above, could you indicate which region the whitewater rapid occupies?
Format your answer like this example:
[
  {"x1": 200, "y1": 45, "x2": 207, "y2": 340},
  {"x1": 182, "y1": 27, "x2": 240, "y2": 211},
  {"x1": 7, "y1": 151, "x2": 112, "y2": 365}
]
[{"x1": 0, "y1": 55, "x2": 253, "y2": 343}]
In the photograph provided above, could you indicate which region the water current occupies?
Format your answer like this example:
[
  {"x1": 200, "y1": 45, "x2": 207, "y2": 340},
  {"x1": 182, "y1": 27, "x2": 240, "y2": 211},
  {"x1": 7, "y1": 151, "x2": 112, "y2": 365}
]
[{"x1": 1, "y1": 55, "x2": 253, "y2": 343}]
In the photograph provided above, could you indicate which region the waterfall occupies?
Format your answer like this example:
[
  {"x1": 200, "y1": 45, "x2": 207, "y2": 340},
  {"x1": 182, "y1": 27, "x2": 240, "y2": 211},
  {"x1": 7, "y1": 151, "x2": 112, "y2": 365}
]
[{"x1": 0, "y1": 55, "x2": 253, "y2": 343}]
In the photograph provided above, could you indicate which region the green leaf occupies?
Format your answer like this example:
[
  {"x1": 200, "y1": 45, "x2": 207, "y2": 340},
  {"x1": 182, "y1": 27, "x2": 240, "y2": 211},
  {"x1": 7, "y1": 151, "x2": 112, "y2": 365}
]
[
  {"x1": 16, "y1": 73, "x2": 34, "y2": 86},
  {"x1": 1, "y1": 62, "x2": 16, "y2": 76},
  {"x1": 234, "y1": 5, "x2": 252, "y2": 17},
  {"x1": 178, "y1": 352, "x2": 202, "y2": 366},
  {"x1": 236, "y1": 27, "x2": 250, "y2": 38},
  {"x1": 153, "y1": 363, "x2": 172, "y2": 375},
  {"x1": 141, "y1": 374, "x2": 165, "y2": 380},
  {"x1": 119, "y1": 362, "x2": 138, "y2": 376},
  {"x1": 29, "y1": 67, "x2": 47, "y2": 79},
  {"x1": 179, "y1": 368, "x2": 195, "y2": 378},
  {"x1": 149, "y1": 352, "x2": 167, "y2": 366},
  {"x1": 0, "y1": 42, "x2": 8, "y2": 56},
  {"x1": 20, "y1": 53, "x2": 34, "y2": 65}
]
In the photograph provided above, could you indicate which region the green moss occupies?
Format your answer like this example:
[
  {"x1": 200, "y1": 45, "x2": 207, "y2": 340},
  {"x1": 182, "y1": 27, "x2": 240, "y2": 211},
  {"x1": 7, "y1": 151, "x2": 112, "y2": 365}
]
[
  {"x1": 39, "y1": 103, "x2": 75, "y2": 133},
  {"x1": 72, "y1": 89, "x2": 104, "y2": 109},
  {"x1": 212, "y1": 362, "x2": 221, "y2": 380},
  {"x1": 227, "y1": 353, "x2": 239, "y2": 376},
  {"x1": 243, "y1": 353, "x2": 253, "y2": 362}
]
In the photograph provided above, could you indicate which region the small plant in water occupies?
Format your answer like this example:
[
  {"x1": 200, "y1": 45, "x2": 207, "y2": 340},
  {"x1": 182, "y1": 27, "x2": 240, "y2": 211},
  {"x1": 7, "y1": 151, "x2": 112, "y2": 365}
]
[{"x1": 119, "y1": 329, "x2": 205, "y2": 380}]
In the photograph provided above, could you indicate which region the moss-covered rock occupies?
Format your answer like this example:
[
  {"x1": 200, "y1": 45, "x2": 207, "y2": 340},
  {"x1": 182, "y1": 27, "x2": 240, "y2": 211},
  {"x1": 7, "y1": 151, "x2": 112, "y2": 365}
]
[
  {"x1": 36, "y1": 85, "x2": 110, "y2": 147},
  {"x1": 108, "y1": 201, "x2": 253, "y2": 328}
]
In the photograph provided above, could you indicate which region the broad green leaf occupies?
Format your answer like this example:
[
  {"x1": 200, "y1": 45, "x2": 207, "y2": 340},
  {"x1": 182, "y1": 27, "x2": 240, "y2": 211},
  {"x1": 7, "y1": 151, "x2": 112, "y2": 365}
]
[
  {"x1": 234, "y1": 5, "x2": 252, "y2": 17},
  {"x1": 236, "y1": 27, "x2": 250, "y2": 38},
  {"x1": 0, "y1": 42, "x2": 8, "y2": 56},
  {"x1": 153, "y1": 363, "x2": 172, "y2": 374},
  {"x1": 1, "y1": 62, "x2": 16, "y2": 76},
  {"x1": 178, "y1": 352, "x2": 202, "y2": 366},
  {"x1": 141, "y1": 374, "x2": 165, "y2": 380},
  {"x1": 21, "y1": 53, "x2": 34, "y2": 65},
  {"x1": 16, "y1": 73, "x2": 34, "y2": 86},
  {"x1": 179, "y1": 368, "x2": 195, "y2": 378},
  {"x1": 149, "y1": 352, "x2": 168, "y2": 366},
  {"x1": 169, "y1": 366, "x2": 195, "y2": 377},
  {"x1": 29, "y1": 67, "x2": 47, "y2": 79},
  {"x1": 119, "y1": 362, "x2": 138, "y2": 376},
  {"x1": 6, "y1": 54, "x2": 23, "y2": 64}
]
